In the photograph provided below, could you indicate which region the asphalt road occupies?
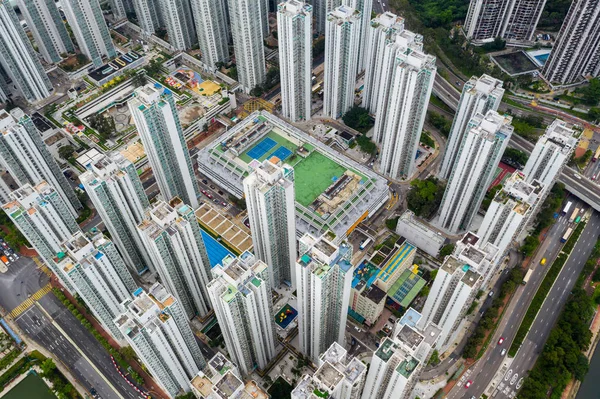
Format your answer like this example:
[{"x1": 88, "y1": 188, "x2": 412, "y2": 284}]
[
  {"x1": 447, "y1": 207, "x2": 599, "y2": 399},
  {"x1": 0, "y1": 256, "x2": 48, "y2": 313}
]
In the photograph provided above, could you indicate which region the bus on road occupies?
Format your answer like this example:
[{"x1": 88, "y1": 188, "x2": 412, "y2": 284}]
[
  {"x1": 561, "y1": 227, "x2": 573, "y2": 243},
  {"x1": 562, "y1": 201, "x2": 573, "y2": 215},
  {"x1": 593, "y1": 146, "x2": 600, "y2": 162},
  {"x1": 359, "y1": 238, "x2": 372, "y2": 251},
  {"x1": 522, "y1": 269, "x2": 533, "y2": 285}
]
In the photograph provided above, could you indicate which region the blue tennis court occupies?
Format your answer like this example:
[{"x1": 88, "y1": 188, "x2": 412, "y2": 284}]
[
  {"x1": 201, "y1": 229, "x2": 233, "y2": 268},
  {"x1": 270, "y1": 146, "x2": 293, "y2": 161},
  {"x1": 247, "y1": 137, "x2": 276, "y2": 160}
]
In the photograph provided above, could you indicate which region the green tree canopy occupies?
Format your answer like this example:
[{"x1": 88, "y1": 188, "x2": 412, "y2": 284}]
[
  {"x1": 407, "y1": 177, "x2": 445, "y2": 219},
  {"x1": 58, "y1": 145, "x2": 75, "y2": 160},
  {"x1": 343, "y1": 106, "x2": 374, "y2": 133}
]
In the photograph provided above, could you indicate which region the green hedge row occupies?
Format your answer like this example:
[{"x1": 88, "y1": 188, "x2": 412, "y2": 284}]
[{"x1": 508, "y1": 222, "x2": 587, "y2": 356}]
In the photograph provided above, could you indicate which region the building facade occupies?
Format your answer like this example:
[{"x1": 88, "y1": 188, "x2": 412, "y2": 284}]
[
  {"x1": 129, "y1": 84, "x2": 200, "y2": 208},
  {"x1": 2, "y1": 182, "x2": 79, "y2": 290},
  {"x1": 132, "y1": 0, "x2": 161, "y2": 36},
  {"x1": 207, "y1": 252, "x2": 277, "y2": 376},
  {"x1": 115, "y1": 283, "x2": 206, "y2": 399},
  {"x1": 439, "y1": 74, "x2": 504, "y2": 180},
  {"x1": 0, "y1": 0, "x2": 52, "y2": 102},
  {"x1": 0, "y1": 109, "x2": 81, "y2": 216},
  {"x1": 60, "y1": 232, "x2": 137, "y2": 344},
  {"x1": 158, "y1": 0, "x2": 197, "y2": 50},
  {"x1": 323, "y1": 5, "x2": 362, "y2": 119},
  {"x1": 376, "y1": 44, "x2": 436, "y2": 180},
  {"x1": 228, "y1": 0, "x2": 266, "y2": 92},
  {"x1": 191, "y1": 0, "x2": 229, "y2": 69},
  {"x1": 522, "y1": 119, "x2": 577, "y2": 189},
  {"x1": 343, "y1": 0, "x2": 373, "y2": 72},
  {"x1": 278, "y1": 0, "x2": 313, "y2": 122},
  {"x1": 438, "y1": 111, "x2": 513, "y2": 233},
  {"x1": 138, "y1": 199, "x2": 213, "y2": 319},
  {"x1": 243, "y1": 159, "x2": 296, "y2": 288},
  {"x1": 541, "y1": 0, "x2": 600, "y2": 85},
  {"x1": 80, "y1": 153, "x2": 153, "y2": 275},
  {"x1": 296, "y1": 234, "x2": 354, "y2": 363},
  {"x1": 60, "y1": 0, "x2": 117, "y2": 67},
  {"x1": 16, "y1": 0, "x2": 74, "y2": 64},
  {"x1": 464, "y1": 0, "x2": 547, "y2": 43}
]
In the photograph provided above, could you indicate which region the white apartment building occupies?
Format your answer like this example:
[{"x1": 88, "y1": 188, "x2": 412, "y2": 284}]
[
  {"x1": 138, "y1": 199, "x2": 213, "y2": 319},
  {"x1": 2, "y1": 182, "x2": 79, "y2": 290},
  {"x1": 60, "y1": 232, "x2": 137, "y2": 344},
  {"x1": 0, "y1": 0, "x2": 52, "y2": 102},
  {"x1": 439, "y1": 74, "x2": 504, "y2": 180},
  {"x1": 129, "y1": 84, "x2": 200, "y2": 208},
  {"x1": 207, "y1": 252, "x2": 277, "y2": 376},
  {"x1": 376, "y1": 44, "x2": 436, "y2": 180},
  {"x1": 362, "y1": 12, "x2": 408, "y2": 113},
  {"x1": 16, "y1": 0, "x2": 74, "y2": 64},
  {"x1": 0, "y1": 109, "x2": 81, "y2": 216},
  {"x1": 417, "y1": 255, "x2": 481, "y2": 352},
  {"x1": 477, "y1": 172, "x2": 544, "y2": 257},
  {"x1": 60, "y1": 0, "x2": 117, "y2": 67},
  {"x1": 115, "y1": 283, "x2": 206, "y2": 399},
  {"x1": 362, "y1": 308, "x2": 440, "y2": 399},
  {"x1": 438, "y1": 111, "x2": 513, "y2": 233},
  {"x1": 132, "y1": 0, "x2": 161, "y2": 36},
  {"x1": 464, "y1": 0, "x2": 547, "y2": 44},
  {"x1": 542, "y1": 0, "x2": 600, "y2": 85},
  {"x1": 277, "y1": 0, "x2": 313, "y2": 122},
  {"x1": 292, "y1": 342, "x2": 367, "y2": 399},
  {"x1": 109, "y1": 0, "x2": 127, "y2": 19},
  {"x1": 523, "y1": 119, "x2": 577, "y2": 189},
  {"x1": 228, "y1": 0, "x2": 266, "y2": 93},
  {"x1": 296, "y1": 233, "x2": 354, "y2": 363},
  {"x1": 80, "y1": 153, "x2": 153, "y2": 275},
  {"x1": 323, "y1": 5, "x2": 361, "y2": 119},
  {"x1": 343, "y1": 0, "x2": 373, "y2": 72},
  {"x1": 313, "y1": 0, "x2": 341, "y2": 35},
  {"x1": 158, "y1": 0, "x2": 196, "y2": 51},
  {"x1": 243, "y1": 159, "x2": 296, "y2": 288},
  {"x1": 191, "y1": 0, "x2": 229, "y2": 69}
]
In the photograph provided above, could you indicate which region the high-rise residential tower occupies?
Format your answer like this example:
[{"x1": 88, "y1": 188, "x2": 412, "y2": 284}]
[
  {"x1": 60, "y1": 232, "x2": 137, "y2": 344},
  {"x1": 132, "y1": 0, "x2": 161, "y2": 36},
  {"x1": 343, "y1": 0, "x2": 373, "y2": 72},
  {"x1": 464, "y1": 0, "x2": 547, "y2": 43},
  {"x1": 158, "y1": 0, "x2": 197, "y2": 50},
  {"x1": 115, "y1": 283, "x2": 206, "y2": 399},
  {"x1": 277, "y1": 0, "x2": 313, "y2": 122},
  {"x1": 362, "y1": 12, "x2": 407, "y2": 113},
  {"x1": 541, "y1": 0, "x2": 600, "y2": 85},
  {"x1": 296, "y1": 234, "x2": 354, "y2": 363},
  {"x1": 191, "y1": 0, "x2": 229, "y2": 69},
  {"x1": 313, "y1": 0, "x2": 341, "y2": 35},
  {"x1": 80, "y1": 154, "x2": 153, "y2": 275},
  {"x1": 438, "y1": 111, "x2": 512, "y2": 233},
  {"x1": 376, "y1": 42, "x2": 436, "y2": 180},
  {"x1": 207, "y1": 252, "x2": 277, "y2": 376},
  {"x1": 228, "y1": 0, "x2": 266, "y2": 93},
  {"x1": 243, "y1": 159, "x2": 296, "y2": 288},
  {"x1": 129, "y1": 84, "x2": 200, "y2": 208},
  {"x1": 109, "y1": 0, "x2": 127, "y2": 19},
  {"x1": 477, "y1": 172, "x2": 544, "y2": 257},
  {"x1": 292, "y1": 342, "x2": 367, "y2": 399},
  {"x1": 138, "y1": 199, "x2": 213, "y2": 319},
  {"x1": 323, "y1": 5, "x2": 362, "y2": 119},
  {"x1": 522, "y1": 119, "x2": 577, "y2": 189},
  {"x1": 439, "y1": 74, "x2": 504, "y2": 180},
  {"x1": 0, "y1": 0, "x2": 53, "y2": 102},
  {"x1": 0, "y1": 109, "x2": 81, "y2": 216},
  {"x1": 2, "y1": 182, "x2": 79, "y2": 290},
  {"x1": 60, "y1": 0, "x2": 117, "y2": 67},
  {"x1": 417, "y1": 255, "x2": 481, "y2": 351},
  {"x1": 16, "y1": 0, "x2": 75, "y2": 64}
]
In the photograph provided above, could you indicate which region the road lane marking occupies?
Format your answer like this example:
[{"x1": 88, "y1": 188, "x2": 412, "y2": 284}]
[{"x1": 9, "y1": 284, "x2": 52, "y2": 318}]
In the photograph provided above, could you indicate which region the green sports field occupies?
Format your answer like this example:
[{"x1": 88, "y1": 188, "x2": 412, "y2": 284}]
[{"x1": 293, "y1": 151, "x2": 347, "y2": 207}]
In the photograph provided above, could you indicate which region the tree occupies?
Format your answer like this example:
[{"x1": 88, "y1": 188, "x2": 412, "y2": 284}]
[
  {"x1": 577, "y1": 78, "x2": 600, "y2": 106},
  {"x1": 428, "y1": 350, "x2": 440, "y2": 366},
  {"x1": 356, "y1": 134, "x2": 377, "y2": 155},
  {"x1": 132, "y1": 73, "x2": 147, "y2": 87},
  {"x1": 482, "y1": 184, "x2": 502, "y2": 211},
  {"x1": 119, "y1": 345, "x2": 137, "y2": 361},
  {"x1": 145, "y1": 58, "x2": 164, "y2": 77},
  {"x1": 313, "y1": 37, "x2": 325, "y2": 57},
  {"x1": 58, "y1": 145, "x2": 75, "y2": 160},
  {"x1": 41, "y1": 358, "x2": 57, "y2": 377},
  {"x1": 88, "y1": 113, "x2": 117, "y2": 140},
  {"x1": 342, "y1": 106, "x2": 374, "y2": 133},
  {"x1": 250, "y1": 85, "x2": 264, "y2": 97},
  {"x1": 427, "y1": 111, "x2": 451, "y2": 136},
  {"x1": 502, "y1": 148, "x2": 529, "y2": 167},
  {"x1": 406, "y1": 177, "x2": 445, "y2": 219},
  {"x1": 439, "y1": 244, "x2": 455, "y2": 258},
  {"x1": 521, "y1": 235, "x2": 539, "y2": 256}
]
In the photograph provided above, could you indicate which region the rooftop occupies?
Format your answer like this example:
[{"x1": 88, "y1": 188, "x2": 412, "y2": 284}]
[
  {"x1": 213, "y1": 371, "x2": 243, "y2": 398},
  {"x1": 314, "y1": 362, "x2": 344, "y2": 392}
]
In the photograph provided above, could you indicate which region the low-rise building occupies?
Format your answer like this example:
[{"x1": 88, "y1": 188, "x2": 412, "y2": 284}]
[{"x1": 395, "y1": 211, "x2": 446, "y2": 257}]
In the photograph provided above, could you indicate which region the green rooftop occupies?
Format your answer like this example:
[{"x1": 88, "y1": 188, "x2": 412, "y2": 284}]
[
  {"x1": 251, "y1": 277, "x2": 261, "y2": 287},
  {"x1": 397, "y1": 357, "x2": 419, "y2": 378},
  {"x1": 222, "y1": 285, "x2": 237, "y2": 303}
]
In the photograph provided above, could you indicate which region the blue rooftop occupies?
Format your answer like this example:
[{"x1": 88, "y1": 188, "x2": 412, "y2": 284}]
[{"x1": 201, "y1": 229, "x2": 234, "y2": 268}]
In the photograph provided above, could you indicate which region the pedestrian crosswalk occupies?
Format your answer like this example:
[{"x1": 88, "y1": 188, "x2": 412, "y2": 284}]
[
  {"x1": 10, "y1": 284, "x2": 52, "y2": 318},
  {"x1": 33, "y1": 257, "x2": 52, "y2": 277}
]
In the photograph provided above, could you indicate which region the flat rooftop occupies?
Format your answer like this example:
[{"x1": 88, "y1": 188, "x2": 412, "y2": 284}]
[
  {"x1": 314, "y1": 362, "x2": 344, "y2": 392},
  {"x1": 213, "y1": 371, "x2": 243, "y2": 398}
]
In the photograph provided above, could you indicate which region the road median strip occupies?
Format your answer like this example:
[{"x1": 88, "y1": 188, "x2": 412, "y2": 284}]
[{"x1": 508, "y1": 221, "x2": 586, "y2": 357}]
